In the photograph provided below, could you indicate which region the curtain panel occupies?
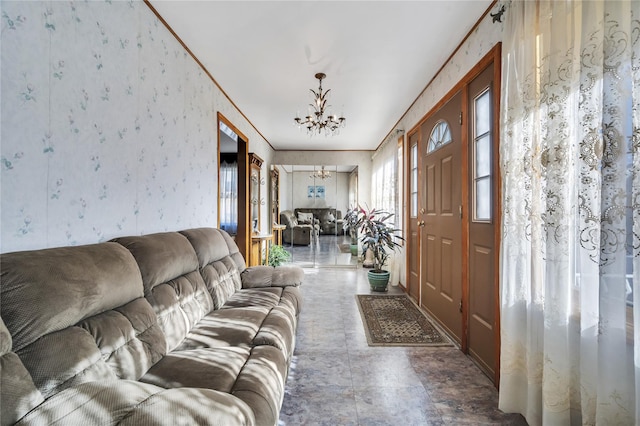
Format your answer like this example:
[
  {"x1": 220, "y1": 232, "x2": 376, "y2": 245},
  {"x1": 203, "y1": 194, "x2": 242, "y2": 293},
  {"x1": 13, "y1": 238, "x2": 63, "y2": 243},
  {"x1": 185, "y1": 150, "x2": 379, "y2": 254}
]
[
  {"x1": 499, "y1": 1, "x2": 639, "y2": 425},
  {"x1": 219, "y1": 160, "x2": 238, "y2": 235}
]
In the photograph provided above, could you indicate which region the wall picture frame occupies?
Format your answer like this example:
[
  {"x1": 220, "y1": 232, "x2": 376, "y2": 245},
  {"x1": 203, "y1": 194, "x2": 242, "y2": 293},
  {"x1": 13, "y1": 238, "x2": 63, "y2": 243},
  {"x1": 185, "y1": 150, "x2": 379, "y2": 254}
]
[{"x1": 307, "y1": 185, "x2": 325, "y2": 199}]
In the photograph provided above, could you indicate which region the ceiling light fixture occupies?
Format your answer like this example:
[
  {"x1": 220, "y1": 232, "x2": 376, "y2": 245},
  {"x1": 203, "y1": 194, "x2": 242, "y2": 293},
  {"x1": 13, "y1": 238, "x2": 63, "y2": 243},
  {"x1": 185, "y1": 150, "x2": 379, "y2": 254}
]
[
  {"x1": 294, "y1": 73, "x2": 346, "y2": 136},
  {"x1": 309, "y1": 166, "x2": 332, "y2": 180}
]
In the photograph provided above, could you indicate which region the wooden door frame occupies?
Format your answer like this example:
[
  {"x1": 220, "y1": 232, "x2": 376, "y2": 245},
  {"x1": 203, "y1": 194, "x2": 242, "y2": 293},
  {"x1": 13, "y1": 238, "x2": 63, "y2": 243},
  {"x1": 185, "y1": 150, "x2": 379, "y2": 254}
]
[
  {"x1": 403, "y1": 43, "x2": 502, "y2": 385},
  {"x1": 217, "y1": 112, "x2": 250, "y2": 260}
]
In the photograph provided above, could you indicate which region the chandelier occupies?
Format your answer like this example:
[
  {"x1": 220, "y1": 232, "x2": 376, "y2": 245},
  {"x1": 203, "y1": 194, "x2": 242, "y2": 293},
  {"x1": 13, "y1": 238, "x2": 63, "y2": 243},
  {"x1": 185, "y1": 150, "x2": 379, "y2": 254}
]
[
  {"x1": 294, "y1": 73, "x2": 346, "y2": 136},
  {"x1": 309, "y1": 166, "x2": 332, "y2": 180}
]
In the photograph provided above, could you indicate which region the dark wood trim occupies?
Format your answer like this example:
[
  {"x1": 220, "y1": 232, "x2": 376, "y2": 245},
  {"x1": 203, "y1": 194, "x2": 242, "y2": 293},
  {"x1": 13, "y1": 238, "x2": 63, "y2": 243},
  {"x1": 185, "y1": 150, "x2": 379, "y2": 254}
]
[
  {"x1": 218, "y1": 112, "x2": 250, "y2": 260},
  {"x1": 375, "y1": 0, "x2": 499, "y2": 152},
  {"x1": 274, "y1": 149, "x2": 374, "y2": 153},
  {"x1": 270, "y1": 167, "x2": 280, "y2": 229},
  {"x1": 405, "y1": 127, "x2": 420, "y2": 303},
  {"x1": 143, "y1": 0, "x2": 274, "y2": 151},
  {"x1": 460, "y1": 84, "x2": 470, "y2": 355},
  {"x1": 491, "y1": 43, "x2": 502, "y2": 388},
  {"x1": 397, "y1": 134, "x2": 407, "y2": 289}
]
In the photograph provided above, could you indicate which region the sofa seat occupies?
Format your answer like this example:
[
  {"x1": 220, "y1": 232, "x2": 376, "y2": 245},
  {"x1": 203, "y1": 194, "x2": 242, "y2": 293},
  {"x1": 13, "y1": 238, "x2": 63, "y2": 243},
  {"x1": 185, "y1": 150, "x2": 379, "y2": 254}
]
[
  {"x1": 1, "y1": 227, "x2": 303, "y2": 426},
  {"x1": 140, "y1": 344, "x2": 287, "y2": 423},
  {"x1": 13, "y1": 379, "x2": 255, "y2": 426},
  {"x1": 175, "y1": 306, "x2": 271, "y2": 350}
]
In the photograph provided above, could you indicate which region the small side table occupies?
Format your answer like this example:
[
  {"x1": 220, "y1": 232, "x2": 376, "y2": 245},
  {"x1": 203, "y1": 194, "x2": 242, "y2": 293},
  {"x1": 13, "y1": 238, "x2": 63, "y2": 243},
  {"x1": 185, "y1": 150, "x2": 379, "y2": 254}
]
[{"x1": 272, "y1": 224, "x2": 286, "y2": 246}]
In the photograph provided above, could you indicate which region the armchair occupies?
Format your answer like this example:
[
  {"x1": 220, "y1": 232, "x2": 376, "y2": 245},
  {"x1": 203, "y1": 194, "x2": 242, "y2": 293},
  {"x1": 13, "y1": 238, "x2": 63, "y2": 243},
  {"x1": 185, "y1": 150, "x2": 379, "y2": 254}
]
[{"x1": 280, "y1": 210, "x2": 313, "y2": 245}]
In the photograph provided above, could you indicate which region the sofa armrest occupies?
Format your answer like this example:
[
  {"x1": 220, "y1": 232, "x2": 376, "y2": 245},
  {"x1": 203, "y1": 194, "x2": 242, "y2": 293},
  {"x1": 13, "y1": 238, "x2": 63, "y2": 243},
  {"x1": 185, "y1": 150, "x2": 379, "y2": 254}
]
[{"x1": 241, "y1": 266, "x2": 304, "y2": 288}]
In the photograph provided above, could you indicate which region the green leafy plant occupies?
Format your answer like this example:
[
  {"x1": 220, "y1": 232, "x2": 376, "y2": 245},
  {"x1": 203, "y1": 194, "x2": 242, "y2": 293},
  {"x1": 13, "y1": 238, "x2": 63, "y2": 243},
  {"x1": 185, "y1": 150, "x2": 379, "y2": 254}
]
[
  {"x1": 356, "y1": 206, "x2": 404, "y2": 273},
  {"x1": 268, "y1": 244, "x2": 291, "y2": 267},
  {"x1": 343, "y1": 207, "x2": 363, "y2": 243}
]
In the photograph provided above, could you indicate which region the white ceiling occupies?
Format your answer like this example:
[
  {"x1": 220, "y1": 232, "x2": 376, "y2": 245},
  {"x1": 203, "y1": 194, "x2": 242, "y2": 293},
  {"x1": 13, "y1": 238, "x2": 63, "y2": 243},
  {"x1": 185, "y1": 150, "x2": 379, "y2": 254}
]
[{"x1": 149, "y1": 1, "x2": 492, "y2": 151}]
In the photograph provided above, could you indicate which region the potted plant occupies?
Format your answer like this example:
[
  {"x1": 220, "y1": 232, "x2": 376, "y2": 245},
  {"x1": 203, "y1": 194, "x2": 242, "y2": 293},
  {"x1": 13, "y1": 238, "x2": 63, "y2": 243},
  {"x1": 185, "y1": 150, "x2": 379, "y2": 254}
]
[
  {"x1": 268, "y1": 244, "x2": 291, "y2": 267},
  {"x1": 343, "y1": 207, "x2": 362, "y2": 256},
  {"x1": 357, "y1": 206, "x2": 404, "y2": 291}
]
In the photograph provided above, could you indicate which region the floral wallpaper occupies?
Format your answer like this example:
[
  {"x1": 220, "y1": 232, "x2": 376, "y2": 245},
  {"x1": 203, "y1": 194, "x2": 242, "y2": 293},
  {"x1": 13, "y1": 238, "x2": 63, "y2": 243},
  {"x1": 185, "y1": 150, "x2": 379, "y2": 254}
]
[{"x1": 1, "y1": 1, "x2": 271, "y2": 252}]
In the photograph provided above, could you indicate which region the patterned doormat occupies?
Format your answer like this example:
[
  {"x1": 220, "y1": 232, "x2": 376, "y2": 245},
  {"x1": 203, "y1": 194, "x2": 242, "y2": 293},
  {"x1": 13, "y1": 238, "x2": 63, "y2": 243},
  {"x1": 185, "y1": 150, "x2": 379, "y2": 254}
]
[{"x1": 356, "y1": 295, "x2": 452, "y2": 346}]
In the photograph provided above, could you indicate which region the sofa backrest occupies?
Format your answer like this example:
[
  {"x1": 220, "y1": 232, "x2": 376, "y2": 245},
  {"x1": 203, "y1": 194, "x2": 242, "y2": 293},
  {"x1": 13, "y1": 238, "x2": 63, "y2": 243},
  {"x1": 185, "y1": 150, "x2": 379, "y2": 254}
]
[
  {"x1": 113, "y1": 231, "x2": 215, "y2": 352},
  {"x1": 179, "y1": 228, "x2": 245, "y2": 309},
  {"x1": 294, "y1": 207, "x2": 342, "y2": 222},
  {"x1": 0, "y1": 242, "x2": 165, "y2": 400}
]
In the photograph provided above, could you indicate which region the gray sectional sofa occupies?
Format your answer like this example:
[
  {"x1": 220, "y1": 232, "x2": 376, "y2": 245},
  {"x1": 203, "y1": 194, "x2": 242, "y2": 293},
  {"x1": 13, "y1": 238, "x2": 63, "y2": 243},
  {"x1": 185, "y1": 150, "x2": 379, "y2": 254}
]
[{"x1": 0, "y1": 227, "x2": 303, "y2": 426}]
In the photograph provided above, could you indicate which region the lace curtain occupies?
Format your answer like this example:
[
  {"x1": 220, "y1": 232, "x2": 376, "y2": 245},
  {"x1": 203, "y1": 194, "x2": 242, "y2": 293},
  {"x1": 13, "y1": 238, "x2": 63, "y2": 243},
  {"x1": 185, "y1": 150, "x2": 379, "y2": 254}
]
[
  {"x1": 499, "y1": 1, "x2": 639, "y2": 424},
  {"x1": 219, "y1": 160, "x2": 238, "y2": 235}
]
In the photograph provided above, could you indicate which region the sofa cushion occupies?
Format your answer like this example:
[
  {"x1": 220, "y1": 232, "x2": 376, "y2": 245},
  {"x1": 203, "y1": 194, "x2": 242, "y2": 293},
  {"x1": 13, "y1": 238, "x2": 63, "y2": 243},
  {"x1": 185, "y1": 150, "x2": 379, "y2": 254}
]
[
  {"x1": 181, "y1": 228, "x2": 247, "y2": 308},
  {"x1": 280, "y1": 286, "x2": 304, "y2": 316},
  {"x1": 78, "y1": 297, "x2": 166, "y2": 380},
  {"x1": 1, "y1": 243, "x2": 148, "y2": 400},
  {"x1": 114, "y1": 232, "x2": 215, "y2": 352},
  {"x1": 272, "y1": 266, "x2": 305, "y2": 287},
  {"x1": 14, "y1": 380, "x2": 256, "y2": 426},
  {"x1": 1, "y1": 242, "x2": 143, "y2": 352},
  {"x1": 297, "y1": 212, "x2": 313, "y2": 224},
  {"x1": 219, "y1": 228, "x2": 247, "y2": 273},
  {"x1": 223, "y1": 287, "x2": 283, "y2": 309},
  {"x1": 175, "y1": 306, "x2": 270, "y2": 351},
  {"x1": 200, "y1": 257, "x2": 243, "y2": 309},
  {"x1": 140, "y1": 346, "x2": 251, "y2": 392},
  {"x1": 17, "y1": 326, "x2": 118, "y2": 398},
  {"x1": 232, "y1": 345, "x2": 288, "y2": 426},
  {"x1": 113, "y1": 232, "x2": 199, "y2": 294},
  {"x1": 0, "y1": 318, "x2": 44, "y2": 426},
  {"x1": 241, "y1": 265, "x2": 304, "y2": 289},
  {"x1": 252, "y1": 305, "x2": 297, "y2": 358},
  {"x1": 142, "y1": 345, "x2": 286, "y2": 426},
  {"x1": 180, "y1": 227, "x2": 248, "y2": 272}
]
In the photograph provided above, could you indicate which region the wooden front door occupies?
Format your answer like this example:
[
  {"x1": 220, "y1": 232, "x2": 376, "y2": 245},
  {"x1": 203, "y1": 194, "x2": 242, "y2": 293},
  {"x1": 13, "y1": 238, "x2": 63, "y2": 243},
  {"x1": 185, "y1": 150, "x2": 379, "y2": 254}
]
[{"x1": 420, "y1": 91, "x2": 463, "y2": 344}]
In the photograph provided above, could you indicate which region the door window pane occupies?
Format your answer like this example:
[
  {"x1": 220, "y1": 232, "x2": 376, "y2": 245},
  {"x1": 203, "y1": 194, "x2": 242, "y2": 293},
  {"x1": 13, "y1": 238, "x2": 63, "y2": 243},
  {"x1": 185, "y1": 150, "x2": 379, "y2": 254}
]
[
  {"x1": 411, "y1": 143, "x2": 418, "y2": 217},
  {"x1": 475, "y1": 91, "x2": 491, "y2": 136},
  {"x1": 475, "y1": 177, "x2": 491, "y2": 220},
  {"x1": 473, "y1": 88, "x2": 492, "y2": 222},
  {"x1": 427, "y1": 120, "x2": 452, "y2": 153},
  {"x1": 475, "y1": 134, "x2": 491, "y2": 177}
]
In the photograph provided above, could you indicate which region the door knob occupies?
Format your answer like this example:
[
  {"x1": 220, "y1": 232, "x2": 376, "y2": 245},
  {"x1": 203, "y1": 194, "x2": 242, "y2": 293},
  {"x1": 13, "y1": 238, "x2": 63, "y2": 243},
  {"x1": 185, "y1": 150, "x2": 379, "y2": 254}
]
[
  {"x1": 420, "y1": 208, "x2": 426, "y2": 214},
  {"x1": 417, "y1": 220, "x2": 425, "y2": 227}
]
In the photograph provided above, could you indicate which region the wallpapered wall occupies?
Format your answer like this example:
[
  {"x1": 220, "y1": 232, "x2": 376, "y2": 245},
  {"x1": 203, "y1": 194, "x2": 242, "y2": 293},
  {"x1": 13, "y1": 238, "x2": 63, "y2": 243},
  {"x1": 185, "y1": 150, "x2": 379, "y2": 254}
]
[{"x1": 1, "y1": 1, "x2": 272, "y2": 252}]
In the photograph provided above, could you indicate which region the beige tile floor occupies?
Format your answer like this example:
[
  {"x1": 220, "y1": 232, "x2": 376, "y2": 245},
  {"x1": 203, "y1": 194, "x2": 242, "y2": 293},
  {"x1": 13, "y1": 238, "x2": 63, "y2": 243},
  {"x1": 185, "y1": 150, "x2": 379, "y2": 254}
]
[{"x1": 278, "y1": 237, "x2": 527, "y2": 425}]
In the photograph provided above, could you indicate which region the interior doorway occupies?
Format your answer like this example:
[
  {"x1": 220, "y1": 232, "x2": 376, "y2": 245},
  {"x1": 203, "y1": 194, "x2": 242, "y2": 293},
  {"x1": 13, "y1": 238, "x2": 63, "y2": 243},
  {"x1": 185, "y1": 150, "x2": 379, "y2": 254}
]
[
  {"x1": 273, "y1": 164, "x2": 358, "y2": 267},
  {"x1": 217, "y1": 113, "x2": 249, "y2": 260}
]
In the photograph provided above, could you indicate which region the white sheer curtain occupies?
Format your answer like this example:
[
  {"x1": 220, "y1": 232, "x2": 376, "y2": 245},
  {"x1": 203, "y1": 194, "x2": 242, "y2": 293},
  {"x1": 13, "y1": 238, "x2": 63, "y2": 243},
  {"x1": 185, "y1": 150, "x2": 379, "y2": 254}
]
[
  {"x1": 499, "y1": 1, "x2": 639, "y2": 425},
  {"x1": 219, "y1": 160, "x2": 238, "y2": 235}
]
